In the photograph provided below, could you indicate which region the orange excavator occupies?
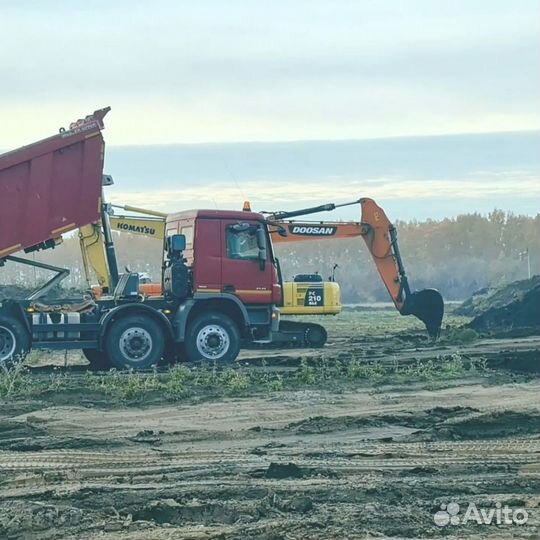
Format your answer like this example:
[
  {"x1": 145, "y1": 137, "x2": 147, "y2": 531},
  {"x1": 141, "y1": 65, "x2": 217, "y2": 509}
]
[{"x1": 262, "y1": 197, "x2": 444, "y2": 338}]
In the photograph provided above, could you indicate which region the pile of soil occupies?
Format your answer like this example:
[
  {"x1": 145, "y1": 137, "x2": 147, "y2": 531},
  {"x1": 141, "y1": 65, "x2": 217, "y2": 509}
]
[
  {"x1": 0, "y1": 284, "x2": 32, "y2": 300},
  {"x1": 454, "y1": 287, "x2": 494, "y2": 317},
  {"x1": 0, "y1": 284, "x2": 84, "y2": 301},
  {"x1": 458, "y1": 276, "x2": 540, "y2": 336}
]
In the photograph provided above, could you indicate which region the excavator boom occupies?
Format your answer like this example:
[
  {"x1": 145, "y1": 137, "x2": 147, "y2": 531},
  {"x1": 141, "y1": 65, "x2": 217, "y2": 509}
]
[{"x1": 269, "y1": 198, "x2": 444, "y2": 337}]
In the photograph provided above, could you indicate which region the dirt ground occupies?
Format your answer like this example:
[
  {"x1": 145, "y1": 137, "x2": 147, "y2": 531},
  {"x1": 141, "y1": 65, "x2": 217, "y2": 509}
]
[{"x1": 0, "y1": 310, "x2": 539, "y2": 539}]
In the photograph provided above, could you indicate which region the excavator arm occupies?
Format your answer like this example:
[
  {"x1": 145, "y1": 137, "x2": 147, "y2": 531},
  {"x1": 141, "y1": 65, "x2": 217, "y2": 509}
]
[{"x1": 267, "y1": 198, "x2": 444, "y2": 337}]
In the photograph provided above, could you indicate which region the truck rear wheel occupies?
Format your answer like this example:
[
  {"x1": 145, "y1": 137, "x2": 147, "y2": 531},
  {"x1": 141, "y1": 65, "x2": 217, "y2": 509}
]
[
  {"x1": 105, "y1": 314, "x2": 165, "y2": 370},
  {"x1": 0, "y1": 314, "x2": 30, "y2": 366},
  {"x1": 185, "y1": 312, "x2": 240, "y2": 364}
]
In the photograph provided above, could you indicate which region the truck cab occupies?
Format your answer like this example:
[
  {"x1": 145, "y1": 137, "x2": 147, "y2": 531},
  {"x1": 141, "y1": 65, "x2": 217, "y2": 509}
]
[{"x1": 165, "y1": 209, "x2": 282, "y2": 306}]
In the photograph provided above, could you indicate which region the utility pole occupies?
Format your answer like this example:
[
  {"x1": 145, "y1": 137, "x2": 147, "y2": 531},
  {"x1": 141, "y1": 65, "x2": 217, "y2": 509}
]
[{"x1": 520, "y1": 248, "x2": 531, "y2": 279}]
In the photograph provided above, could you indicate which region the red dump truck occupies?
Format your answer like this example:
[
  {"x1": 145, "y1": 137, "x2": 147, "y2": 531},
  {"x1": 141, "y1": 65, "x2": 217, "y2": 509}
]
[{"x1": 0, "y1": 108, "x2": 443, "y2": 370}]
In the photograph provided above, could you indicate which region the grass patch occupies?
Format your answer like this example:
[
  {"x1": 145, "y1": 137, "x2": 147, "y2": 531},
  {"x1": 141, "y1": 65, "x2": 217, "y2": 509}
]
[
  {"x1": 0, "y1": 350, "x2": 494, "y2": 404},
  {"x1": 78, "y1": 353, "x2": 487, "y2": 402},
  {"x1": 0, "y1": 362, "x2": 34, "y2": 398},
  {"x1": 345, "y1": 359, "x2": 386, "y2": 381},
  {"x1": 394, "y1": 353, "x2": 465, "y2": 382},
  {"x1": 441, "y1": 326, "x2": 479, "y2": 345}
]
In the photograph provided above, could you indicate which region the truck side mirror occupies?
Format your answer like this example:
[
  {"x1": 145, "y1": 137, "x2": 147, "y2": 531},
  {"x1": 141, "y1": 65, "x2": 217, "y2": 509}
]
[
  {"x1": 256, "y1": 227, "x2": 267, "y2": 271},
  {"x1": 168, "y1": 234, "x2": 186, "y2": 254},
  {"x1": 256, "y1": 227, "x2": 266, "y2": 250},
  {"x1": 258, "y1": 248, "x2": 267, "y2": 270}
]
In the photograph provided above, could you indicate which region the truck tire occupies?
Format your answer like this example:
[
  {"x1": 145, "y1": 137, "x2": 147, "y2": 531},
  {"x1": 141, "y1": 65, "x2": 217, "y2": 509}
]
[
  {"x1": 105, "y1": 314, "x2": 165, "y2": 370},
  {"x1": 185, "y1": 312, "x2": 240, "y2": 364},
  {"x1": 82, "y1": 349, "x2": 111, "y2": 371},
  {"x1": 0, "y1": 314, "x2": 30, "y2": 366}
]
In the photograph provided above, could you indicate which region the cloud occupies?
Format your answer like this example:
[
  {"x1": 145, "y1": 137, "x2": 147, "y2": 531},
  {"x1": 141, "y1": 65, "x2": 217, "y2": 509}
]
[
  {"x1": 108, "y1": 175, "x2": 540, "y2": 213},
  {"x1": 0, "y1": 1, "x2": 538, "y2": 145}
]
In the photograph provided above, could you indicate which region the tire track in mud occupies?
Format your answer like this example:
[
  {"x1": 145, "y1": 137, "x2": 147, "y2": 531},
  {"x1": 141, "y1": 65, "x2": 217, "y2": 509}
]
[
  {"x1": 0, "y1": 437, "x2": 538, "y2": 498},
  {"x1": 2, "y1": 405, "x2": 540, "y2": 473},
  {"x1": 24, "y1": 335, "x2": 540, "y2": 374},
  {"x1": 1, "y1": 438, "x2": 538, "y2": 540}
]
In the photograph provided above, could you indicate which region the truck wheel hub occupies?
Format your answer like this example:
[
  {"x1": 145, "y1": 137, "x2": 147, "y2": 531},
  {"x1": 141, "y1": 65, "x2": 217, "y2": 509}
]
[
  {"x1": 0, "y1": 326, "x2": 16, "y2": 361},
  {"x1": 120, "y1": 327, "x2": 152, "y2": 362},
  {"x1": 196, "y1": 325, "x2": 229, "y2": 359}
]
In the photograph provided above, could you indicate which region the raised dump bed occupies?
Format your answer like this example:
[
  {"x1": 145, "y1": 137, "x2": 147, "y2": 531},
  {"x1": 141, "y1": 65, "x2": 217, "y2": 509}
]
[{"x1": 0, "y1": 108, "x2": 110, "y2": 260}]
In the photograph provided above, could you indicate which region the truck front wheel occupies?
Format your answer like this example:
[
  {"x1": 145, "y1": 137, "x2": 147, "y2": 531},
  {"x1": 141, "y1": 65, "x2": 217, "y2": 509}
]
[
  {"x1": 185, "y1": 312, "x2": 240, "y2": 364},
  {"x1": 0, "y1": 314, "x2": 30, "y2": 366},
  {"x1": 105, "y1": 314, "x2": 165, "y2": 370}
]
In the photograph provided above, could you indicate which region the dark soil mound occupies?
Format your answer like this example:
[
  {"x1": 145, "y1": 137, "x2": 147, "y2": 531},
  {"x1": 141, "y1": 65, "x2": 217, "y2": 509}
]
[
  {"x1": 0, "y1": 285, "x2": 33, "y2": 300},
  {"x1": 455, "y1": 275, "x2": 540, "y2": 317},
  {"x1": 454, "y1": 287, "x2": 494, "y2": 316},
  {"x1": 462, "y1": 276, "x2": 540, "y2": 336},
  {"x1": 0, "y1": 284, "x2": 84, "y2": 301}
]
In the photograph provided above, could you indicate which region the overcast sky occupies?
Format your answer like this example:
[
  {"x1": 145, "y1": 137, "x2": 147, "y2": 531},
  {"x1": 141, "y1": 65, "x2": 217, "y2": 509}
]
[
  {"x1": 1, "y1": 1, "x2": 538, "y2": 220},
  {"x1": 1, "y1": 0, "x2": 539, "y2": 147}
]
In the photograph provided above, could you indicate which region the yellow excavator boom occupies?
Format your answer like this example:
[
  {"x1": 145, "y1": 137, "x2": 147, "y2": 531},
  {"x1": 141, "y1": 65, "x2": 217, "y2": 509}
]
[
  {"x1": 79, "y1": 223, "x2": 111, "y2": 290},
  {"x1": 109, "y1": 215, "x2": 166, "y2": 240},
  {"x1": 79, "y1": 203, "x2": 166, "y2": 292}
]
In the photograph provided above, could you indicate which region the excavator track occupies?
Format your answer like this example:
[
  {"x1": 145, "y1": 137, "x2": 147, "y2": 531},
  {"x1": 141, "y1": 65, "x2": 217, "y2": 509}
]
[{"x1": 249, "y1": 320, "x2": 328, "y2": 349}]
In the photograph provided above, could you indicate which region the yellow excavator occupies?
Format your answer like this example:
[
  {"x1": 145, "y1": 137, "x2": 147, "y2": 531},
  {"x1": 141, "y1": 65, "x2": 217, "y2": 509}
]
[
  {"x1": 79, "y1": 197, "x2": 444, "y2": 340},
  {"x1": 79, "y1": 202, "x2": 167, "y2": 294}
]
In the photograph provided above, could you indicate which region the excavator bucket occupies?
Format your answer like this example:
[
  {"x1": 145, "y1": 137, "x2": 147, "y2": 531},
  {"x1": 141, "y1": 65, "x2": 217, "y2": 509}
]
[{"x1": 404, "y1": 289, "x2": 444, "y2": 338}]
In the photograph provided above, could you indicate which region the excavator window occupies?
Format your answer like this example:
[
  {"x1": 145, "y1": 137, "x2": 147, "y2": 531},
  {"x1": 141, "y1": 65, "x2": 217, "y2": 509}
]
[{"x1": 293, "y1": 273, "x2": 323, "y2": 283}]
